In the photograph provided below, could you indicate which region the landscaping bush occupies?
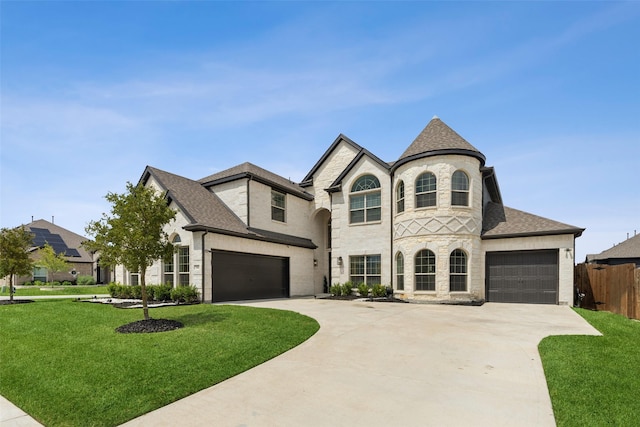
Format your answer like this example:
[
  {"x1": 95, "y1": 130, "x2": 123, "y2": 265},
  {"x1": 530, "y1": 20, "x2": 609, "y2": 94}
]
[
  {"x1": 51, "y1": 281, "x2": 61, "y2": 287},
  {"x1": 153, "y1": 284, "x2": 173, "y2": 301},
  {"x1": 76, "y1": 275, "x2": 96, "y2": 286},
  {"x1": 170, "y1": 285, "x2": 199, "y2": 303},
  {"x1": 62, "y1": 281, "x2": 72, "y2": 286},
  {"x1": 329, "y1": 284, "x2": 341, "y2": 296},
  {"x1": 341, "y1": 282, "x2": 353, "y2": 296},
  {"x1": 357, "y1": 283, "x2": 369, "y2": 297},
  {"x1": 371, "y1": 284, "x2": 387, "y2": 298},
  {"x1": 34, "y1": 281, "x2": 45, "y2": 287},
  {"x1": 23, "y1": 281, "x2": 33, "y2": 286},
  {"x1": 130, "y1": 285, "x2": 142, "y2": 299}
]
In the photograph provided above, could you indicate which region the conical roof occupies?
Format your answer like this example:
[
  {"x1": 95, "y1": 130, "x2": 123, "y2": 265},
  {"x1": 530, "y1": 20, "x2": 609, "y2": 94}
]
[{"x1": 394, "y1": 117, "x2": 485, "y2": 169}]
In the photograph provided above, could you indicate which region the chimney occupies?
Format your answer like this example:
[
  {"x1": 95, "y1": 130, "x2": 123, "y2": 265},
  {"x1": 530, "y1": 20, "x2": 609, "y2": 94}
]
[{"x1": 52, "y1": 216, "x2": 54, "y2": 224}]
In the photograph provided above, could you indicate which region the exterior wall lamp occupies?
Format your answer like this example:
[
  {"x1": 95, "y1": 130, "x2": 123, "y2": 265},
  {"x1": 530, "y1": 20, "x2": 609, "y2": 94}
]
[{"x1": 337, "y1": 256, "x2": 343, "y2": 266}]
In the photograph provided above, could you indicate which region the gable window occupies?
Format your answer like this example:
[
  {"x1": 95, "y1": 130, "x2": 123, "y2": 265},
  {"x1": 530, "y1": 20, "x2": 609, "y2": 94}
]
[
  {"x1": 178, "y1": 246, "x2": 190, "y2": 286},
  {"x1": 396, "y1": 252, "x2": 404, "y2": 291},
  {"x1": 350, "y1": 254, "x2": 381, "y2": 285},
  {"x1": 396, "y1": 181, "x2": 405, "y2": 213},
  {"x1": 415, "y1": 249, "x2": 436, "y2": 291},
  {"x1": 451, "y1": 170, "x2": 469, "y2": 206},
  {"x1": 350, "y1": 175, "x2": 381, "y2": 224},
  {"x1": 416, "y1": 172, "x2": 437, "y2": 208},
  {"x1": 271, "y1": 189, "x2": 286, "y2": 222},
  {"x1": 450, "y1": 249, "x2": 467, "y2": 291}
]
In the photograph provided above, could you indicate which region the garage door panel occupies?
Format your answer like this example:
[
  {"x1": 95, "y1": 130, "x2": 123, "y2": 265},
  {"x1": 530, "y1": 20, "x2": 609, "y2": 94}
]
[
  {"x1": 211, "y1": 250, "x2": 290, "y2": 303},
  {"x1": 486, "y1": 250, "x2": 558, "y2": 304}
]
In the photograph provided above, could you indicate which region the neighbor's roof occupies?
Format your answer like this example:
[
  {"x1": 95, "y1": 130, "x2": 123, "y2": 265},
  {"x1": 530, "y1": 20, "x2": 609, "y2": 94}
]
[
  {"x1": 143, "y1": 166, "x2": 316, "y2": 249},
  {"x1": 25, "y1": 219, "x2": 93, "y2": 262},
  {"x1": 393, "y1": 117, "x2": 486, "y2": 170},
  {"x1": 198, "y1": 162, "x2": 313, "y2": 201},
  {"x1": 590, "y1": 233, "x2": 640, "y2": 261},
  {"x1": 482, "y1": 202, "x2": 584, "y2": 239}
]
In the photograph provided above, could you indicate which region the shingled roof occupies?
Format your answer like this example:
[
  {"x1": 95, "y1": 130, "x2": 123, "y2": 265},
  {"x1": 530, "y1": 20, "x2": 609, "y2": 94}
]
[
  {"x1": 482, "y1": 202, "x2": 584, "y2": 239},
  {"x1": 199, "y1": 162, "x2": 313, "y2": 201},
  {"x1": 589, "y1": 233, "x2": 640, "y2": 261},
  {"x1": 393, "y1": 117, "x2": 486, "y2": 170},
  {"x1": 25, "y1": 219, "x2": 93, "y2": 263},
  {"x1": 143, "y1": 166, "x2": 316, "y2": 249}
]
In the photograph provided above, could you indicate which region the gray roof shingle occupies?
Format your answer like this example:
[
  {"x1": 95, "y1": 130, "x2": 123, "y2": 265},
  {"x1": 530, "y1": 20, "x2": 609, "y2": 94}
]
[
  {"x1": 144, "y1": 166, "x2": 316, "y2": 249},
  {"x1": 591, "y1": 233, "x2": 640, "y2": 260},
  {"x1": 394, "y1": 117, "x2": 486, "y2": 169},
  {"x1": 199, "y1": 162, "x2": 313, "y2": 200},
  {"x1": 482, "y1": 202, "x2": 584, "y2": 238}
]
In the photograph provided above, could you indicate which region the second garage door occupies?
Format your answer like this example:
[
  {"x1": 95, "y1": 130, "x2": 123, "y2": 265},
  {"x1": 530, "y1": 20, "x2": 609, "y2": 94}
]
[
  {"x1": 211, "y1": 250, "x2": 290, "y2": 303},
  {"x1": 486, "y1": 250, "x2": 559, "y2": 304}
]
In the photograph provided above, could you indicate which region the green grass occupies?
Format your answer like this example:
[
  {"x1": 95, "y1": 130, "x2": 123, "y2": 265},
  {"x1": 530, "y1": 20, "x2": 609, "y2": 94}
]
[
  {"x1": 1, "y1": 285, "x2": 109, "y2": 296},
  {"x1": 539, "y1": 308, "x2": 640, "y2": 426},
  {"x1": 0, "y1": 299, "x2": 319, "y2": 426}
]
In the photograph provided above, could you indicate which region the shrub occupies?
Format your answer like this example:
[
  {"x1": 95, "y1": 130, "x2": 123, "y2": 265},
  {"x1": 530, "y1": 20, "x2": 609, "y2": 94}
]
[
  {"x1": 170, "y1": 285, "x2": 199, "y2": 303},
  {"x1": 107, "y1": 282, "x2": 119, "y2": 297},
  {"x1": 357, "y1": 283, "x2": 369, "y2": 297},
  {"x1": 130, "y1": 285, "x2": 142, "y2": 299},
  {"x1": 34, "y1": 281, "x2": 45, "y2": 287},
  {"x1": 51, "y1": 281, "x2": 61, "y2": 287},
  {"x1": 153, "y1": 284, "x2": 173, "y2": 301},
  {"x1": 371, "y1": 284, "x2": 387, "y2": 298},
  {"x1": 62, "y1": 281, "x2": 72, "y2": 286},
  {"x1": 23, "y1": 281, "x2": 33, "y2": 286},
  {"x1": 329, "y1": 284, "x2": 341, "y2": 296},
  {"x1": 341, "y1": 282, "x2": 353, "y2": 296},
  {"x1": 76, "y1": 275, "x2": 96, "y2": 286}
]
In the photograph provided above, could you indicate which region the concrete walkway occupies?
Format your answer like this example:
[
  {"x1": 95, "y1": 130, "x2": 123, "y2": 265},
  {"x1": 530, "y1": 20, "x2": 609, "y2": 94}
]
[{"x1": 119, "y1": 299, "x2": 599, "y2": 427}]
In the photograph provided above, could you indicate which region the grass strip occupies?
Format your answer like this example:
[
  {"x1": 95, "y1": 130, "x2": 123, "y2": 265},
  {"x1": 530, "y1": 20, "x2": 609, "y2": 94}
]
[
  {"x1": 0, "y1": 299, "x2": 319, "y2": 426},
  {"x1": 539, "y1": 308, "x2": 640, "y2": 426}
]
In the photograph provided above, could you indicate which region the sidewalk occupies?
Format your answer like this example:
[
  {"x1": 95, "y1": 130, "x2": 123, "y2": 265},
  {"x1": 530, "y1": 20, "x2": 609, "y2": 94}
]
[{"x1": 0, "y1": 395, "x2": 42, "y2": 426}]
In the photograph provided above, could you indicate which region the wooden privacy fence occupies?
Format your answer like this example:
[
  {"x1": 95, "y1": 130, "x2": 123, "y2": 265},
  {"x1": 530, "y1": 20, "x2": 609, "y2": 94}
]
[{"x1": 574, "y1": 263, "x2": 640, "y2": 320}]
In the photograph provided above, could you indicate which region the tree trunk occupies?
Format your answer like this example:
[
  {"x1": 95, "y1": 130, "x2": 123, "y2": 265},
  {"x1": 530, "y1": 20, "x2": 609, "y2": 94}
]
[
  {"x1": 140, "y1": 270, "x2": 150, "y2": 321},
  {"x1": 9, "y1": 274, "x2": 14, "y2": 303}
]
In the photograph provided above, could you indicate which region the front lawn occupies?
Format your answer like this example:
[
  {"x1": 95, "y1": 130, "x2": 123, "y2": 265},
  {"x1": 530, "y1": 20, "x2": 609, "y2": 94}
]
[
  {"x1": 539, "y1": 308, "x2": 640, "y2": 426},
  {"x1": 1, "y1": 285, "x2": 110, "y2": 296},
  {"x1": 0, "y1": 299, "x2": 319, "y2": 426}
]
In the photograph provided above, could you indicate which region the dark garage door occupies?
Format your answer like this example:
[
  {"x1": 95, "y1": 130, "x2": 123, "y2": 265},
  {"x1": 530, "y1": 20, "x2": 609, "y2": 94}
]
[
  {"x1": 486, "y1": 250, "x2": 558, "y2": 304},
  {"x1": 211, "y1": 250, "x2": 290, "y2": 303}
]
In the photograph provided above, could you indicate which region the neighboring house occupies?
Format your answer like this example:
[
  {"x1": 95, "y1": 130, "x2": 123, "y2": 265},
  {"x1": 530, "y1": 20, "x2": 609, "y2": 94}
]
[
  {"x1": 586, "y1": 233, "x2": 640, "y2": 267},
  {"x1": 10, "y1": 219, "x2": 96, "y2": 285},
  {"x1": 114, "y1": 117, "x2": 584, "y2": 305}
]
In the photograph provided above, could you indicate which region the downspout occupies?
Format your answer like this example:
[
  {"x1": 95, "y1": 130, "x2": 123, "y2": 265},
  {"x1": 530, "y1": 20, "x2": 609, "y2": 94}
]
[
  {"x1": 389, "y1": 171, "x2": 394, "y2": 294},
  {"x1": 246, "y1": 176, "x2": 251, "y2": 228},
  {"x1": 201, "y1": 230, "x2": 208, "y2": 303}
]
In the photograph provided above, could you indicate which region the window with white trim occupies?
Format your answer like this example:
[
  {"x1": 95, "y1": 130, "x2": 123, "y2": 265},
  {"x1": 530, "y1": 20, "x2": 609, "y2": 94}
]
[
  {"x1": 350, "y1": 175, "x2": 381, "y2": 223},
  {"x1": 451, "y1": 170, "x2": 469, "y2": 206},
  {"x1": 396, "y1": 252, "x2": 404, "y2": 291},
  {"x1": 416, "y1": 172, "x2": 437, "y2": 208},
  {"x1": 415, "y1": 249, "x2": 436, "y2": 291},
  {"x1": 350, "y1": 255, "x2": 381, "y2": 285},
  {"x1": 271, "y1": 189, "x2": 286, "y2": 222},
  {"x1": 163, "y1": 255, "x2": 174, "y2": 285},
  {"x1": 396, "y1": 180, "x2": 405, "y2": 213},
  {"x1": 449, "y1": 249, "x2": 467, "y2": 291},
  {"x1": 178, "y1": 246, "x2": 190, "y2": 286}
]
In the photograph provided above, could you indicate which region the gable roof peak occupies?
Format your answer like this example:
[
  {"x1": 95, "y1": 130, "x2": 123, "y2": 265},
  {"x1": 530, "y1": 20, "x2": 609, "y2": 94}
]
[{"x1": 393, "y1": 117, "x2": 486, "y2": 170}]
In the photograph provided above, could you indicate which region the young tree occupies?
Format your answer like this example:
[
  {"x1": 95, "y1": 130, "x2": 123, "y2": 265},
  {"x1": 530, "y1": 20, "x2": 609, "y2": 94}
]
[
  {"x1": 37, "y1": 243, "x2": 69, "y2": 286},
  {"x1": 84, "y1": 182, "x2": 176, "y2": 321},
  {"x1": 0, "y1": 226, "x2": 34, "y2": 302}
]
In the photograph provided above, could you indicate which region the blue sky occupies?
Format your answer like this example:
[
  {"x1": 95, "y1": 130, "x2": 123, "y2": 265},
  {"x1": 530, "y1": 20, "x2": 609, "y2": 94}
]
[{"x1": 1, "y1": 1, "x2": 639, "y2": 262}]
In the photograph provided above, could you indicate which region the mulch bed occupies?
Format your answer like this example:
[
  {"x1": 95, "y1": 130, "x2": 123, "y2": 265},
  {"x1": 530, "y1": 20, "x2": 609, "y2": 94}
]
[
  {"x1": 115, "y1": 318, "x2": 184, "y2": 334},
  {"x1": 322, "y1": 295, "x2": 409, "y2": 303},
  {"x1": 0, "y1": 299, "x2": 35, "y2": 305}
]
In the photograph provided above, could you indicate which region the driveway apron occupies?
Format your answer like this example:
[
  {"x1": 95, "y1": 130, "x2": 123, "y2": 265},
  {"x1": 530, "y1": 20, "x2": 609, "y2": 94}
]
[{"x1": 121, "y1": 299, "x2": 600, "y2": 427}]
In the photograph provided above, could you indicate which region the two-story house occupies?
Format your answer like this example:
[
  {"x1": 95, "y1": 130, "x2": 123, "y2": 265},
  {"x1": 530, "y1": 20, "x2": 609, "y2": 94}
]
[{"x1": 113, "y1": 117, "x2": 584, "y2": 304}]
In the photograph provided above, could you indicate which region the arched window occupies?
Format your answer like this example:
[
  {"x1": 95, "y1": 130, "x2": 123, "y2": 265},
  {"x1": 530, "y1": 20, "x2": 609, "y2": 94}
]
[
  {"x1": 396, "y1": 181, "x2": 405, "y2": 213},
  {"x1": 416, "y1": 172, "x2": 437, "y2": 208},
  {"x1": 415, "y1": 249, "x2": 436, "y2": 291},
  {"x1": 350, "y1": 175, "x2": 381, "y2": 223},
  {"x1": 450, "y1": 249, "x2": 467, "y2": 291},
  {"x1": 451, "y1": 170, "x2": 469, "y2": 206},
  {"x1": 396, "y1": 252, "x2": 404, "y2": 290}
]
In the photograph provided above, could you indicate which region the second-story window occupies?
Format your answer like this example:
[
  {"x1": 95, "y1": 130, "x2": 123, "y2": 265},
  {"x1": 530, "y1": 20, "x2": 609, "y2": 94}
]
[
  {"x1": 416, "y1": 172, "x2": 437, "y2": 208},
  {"x1": 396, "y1": 180, "x2": 405, "y2": 213},
  {"x1": 271, "y1": 189, "x2": 286, "y2": 222},
  {"x1": 350, "y1": 175, "x2": 381, "y2": 224}
]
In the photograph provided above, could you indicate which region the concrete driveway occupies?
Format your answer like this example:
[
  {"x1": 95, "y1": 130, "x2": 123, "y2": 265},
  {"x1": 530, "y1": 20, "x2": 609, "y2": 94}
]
[{"x1": 122, "y1": 299, "x2": 600, "y2": 427}]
